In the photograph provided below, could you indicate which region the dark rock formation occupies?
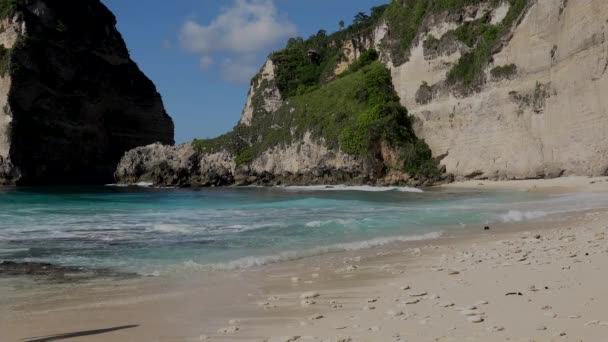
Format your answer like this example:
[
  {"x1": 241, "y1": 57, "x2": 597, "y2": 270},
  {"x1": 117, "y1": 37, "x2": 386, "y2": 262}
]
[{"x1": 0, "y1": 0, "x2": 174, "y2": 185}]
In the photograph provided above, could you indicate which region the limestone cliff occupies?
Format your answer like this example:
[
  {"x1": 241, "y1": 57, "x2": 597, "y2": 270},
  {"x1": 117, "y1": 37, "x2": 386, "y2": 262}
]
[
  {"x1": 118, "y1": 0, "x2": 608, "y2": 186},
  {"x1": 0, "y1": 0, "x2": 174, "y2": 185},
  {"x1": 387, "y1": 0, "x2": 608, "y2": 180}
]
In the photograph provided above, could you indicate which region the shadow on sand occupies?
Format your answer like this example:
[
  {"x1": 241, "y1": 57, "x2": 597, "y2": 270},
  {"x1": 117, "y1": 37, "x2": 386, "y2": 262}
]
[{"x1": 23, "y1": 325, "x2": 139, "y2": 342}]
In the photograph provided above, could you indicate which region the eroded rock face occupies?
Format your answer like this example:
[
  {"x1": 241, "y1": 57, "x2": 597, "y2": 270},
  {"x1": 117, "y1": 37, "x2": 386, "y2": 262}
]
[
  {"x1": 115, "y1": 143, "x2": 235, "y2": 187},
  {"x1": 391, "y1": 0, "x2": 608, "y2": 180},
  {"x1": 0, "y1": 0, "x2": 174, "y2": 185}
]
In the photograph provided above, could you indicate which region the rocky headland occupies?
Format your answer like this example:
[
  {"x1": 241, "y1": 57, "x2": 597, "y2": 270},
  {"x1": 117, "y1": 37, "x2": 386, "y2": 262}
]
[{"x1": 0, "y1": 0, "x2": 174, "y2": 185}]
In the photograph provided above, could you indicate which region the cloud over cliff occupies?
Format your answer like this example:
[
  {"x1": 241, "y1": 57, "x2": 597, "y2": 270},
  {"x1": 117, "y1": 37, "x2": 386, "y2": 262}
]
[{"x1": 179, "y1": 0, "x2": 296, "y2": 84}]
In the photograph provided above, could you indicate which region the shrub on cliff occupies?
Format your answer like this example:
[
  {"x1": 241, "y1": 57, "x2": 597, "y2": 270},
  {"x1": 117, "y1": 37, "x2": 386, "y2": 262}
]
[{"x1": 194, "y1": 62, "x2": 439, "y2": 179}]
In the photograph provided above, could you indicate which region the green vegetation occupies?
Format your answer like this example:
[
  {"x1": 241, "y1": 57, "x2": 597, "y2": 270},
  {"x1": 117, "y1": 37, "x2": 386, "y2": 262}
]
[
  {"x1": 383, "y1": 0, "x2": 429, "y2": 66},
  {"x1": 422, "y1": 35, "x2": 440, "y2": 52},
  {"x1": 340, "y1": 48, "x2": 378, "y2": 76},
  {"x1": 446, "y1": 0, "x2": 529, "y2": 89},
  {"x1": 490, "y1": 63, "x2": 517, "y2": 79},
  {"x1": 271, "y1": 5, "x2": 388, "y2": 98},
  {"x1": 0, "y1": 0, "x2": 19, "y2": 18},
  {"x1": 194, "y1": 62, "x2": 439, "y2": 178}
]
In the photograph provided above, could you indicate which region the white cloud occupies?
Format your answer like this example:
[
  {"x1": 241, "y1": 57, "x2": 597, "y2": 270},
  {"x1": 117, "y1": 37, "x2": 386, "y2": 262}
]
[
  {"x1": 180, "y1": 0, "x2": 296, "y2": 54},
  {"x1": 221, "y1": 57, "x2": 259, "y2": 84},
  {"x1": 179, "y1": 0, "x2": 296, "y2": 84},
  {"x1": 199, "y1": 56, "x2": 214, "y2": 70}
]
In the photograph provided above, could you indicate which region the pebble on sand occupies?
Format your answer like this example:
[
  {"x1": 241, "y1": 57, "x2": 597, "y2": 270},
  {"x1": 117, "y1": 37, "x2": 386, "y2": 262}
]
[
  {"x1": 387, "y1": 309, "x2": 404, "y2": 317},
  {"x1": 300, "y1": 291, "x2": 320, "y2": 299},
  {"x1": 301, "y1": 300, "x2": 315, "y2": 306},
  {"x1": 410, "y1": 291, "x2": 428, "y2": 297},
  {"x1": 544, "y1": 312, "x2": 558, "y2": 318},
  {"x1": 217, "y1": 326, "x2": 239, "y2": 334},
  {"x1": 265, "y1": 337, "x2": 301, "y2": 342},
  {"x1": 468, "y1": 316, "x2": 484, "y2": 323},
  {"x1": 308, "y1": 314, "x2": 324, "y2": 320}
]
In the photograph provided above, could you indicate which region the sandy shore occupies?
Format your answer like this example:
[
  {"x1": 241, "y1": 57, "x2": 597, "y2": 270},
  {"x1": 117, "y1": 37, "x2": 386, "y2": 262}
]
[{"x1": 2, "y1": 177, "x2": 608, "y2": 341}]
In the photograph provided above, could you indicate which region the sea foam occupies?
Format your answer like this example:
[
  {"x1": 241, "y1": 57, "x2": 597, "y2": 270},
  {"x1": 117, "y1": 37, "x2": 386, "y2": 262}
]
[
  {"x1": 209, "y1": 231, "x2": 442, "y2": 270},
  {"x1": 499, "y1": 210, "x2": 549, "y2": 222},
  {"x1": 281, "y1": 185, "x2": 424, "y2": 193}
]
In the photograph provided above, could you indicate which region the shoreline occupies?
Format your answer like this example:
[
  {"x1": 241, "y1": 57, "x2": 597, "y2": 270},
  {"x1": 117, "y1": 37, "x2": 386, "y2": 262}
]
[{"x1": 2, "y1": 177, "x2": 608, "y2": 341}]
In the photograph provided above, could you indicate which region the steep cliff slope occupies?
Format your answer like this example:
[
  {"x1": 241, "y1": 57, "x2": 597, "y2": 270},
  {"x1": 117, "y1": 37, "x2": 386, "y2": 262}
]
[
  {"x1": 386, "y1": 0, "x2": 608, "y2": 180},
  {"x1": 0, "y1": 0, "x2": 174, "y2": 184},
  {"x1": 118, "y1": 0, "x2": 608, "y2": 186}
]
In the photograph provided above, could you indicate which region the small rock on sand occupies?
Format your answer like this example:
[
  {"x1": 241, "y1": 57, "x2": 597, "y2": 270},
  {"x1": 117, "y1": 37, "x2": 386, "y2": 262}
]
[
  {"x1": 440, "y1": 302, "x2": 455, "y2": 307},
  {"x1": 405, "y1": 299, "x2": 420, "y2": 305},
  {"x1": 400, "y1": 285, "x2": 411, "y2": 290},
  {"x1": 468, "y1": 316, "x2": 484, "y2": 323},
  {"x1": 387, "y1": 310, "x2": 404, "y2": 317},
  {"x1": 300, "y1": 291, "x2": 320, "y2": 299},
  {"x1": 301, "y1": 300, "x2": 315, "y2": 306},
  {"x1": 487, "y1": 326, "x2": 505, "y2": 332},
  {"x1": 544, "y1": 312, "x2": 558, "y2": 318},
  {"x1": 461, "y1": 310, "x2": 484, "y2": 316},
  {"x1": 410, "y1": 291, "x2": 427, "y2": 297},
  {"x1": 218, "y1": 326, "x2": 239, "y2": 334},
  {"x1": 266, "y1": 337, "x2": 301, "y2": 342},
  {"x1": 475, "y1": 300, "x2": 489, "y2": 306},
  {"x1": 291, "y1": 277, "x2": 300, "y2": 283},
  {"x1": 363, "y1": 305, "x2": 375, "y2": 311},
  {"x1": 308, "y1": 314, "x2": 324, "y2": 320}
]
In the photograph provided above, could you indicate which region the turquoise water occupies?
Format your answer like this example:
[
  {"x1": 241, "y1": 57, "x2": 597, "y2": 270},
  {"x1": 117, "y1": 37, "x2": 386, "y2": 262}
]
[{"x1": 1, "y1": 185, "x2": 607, "y2": 274}]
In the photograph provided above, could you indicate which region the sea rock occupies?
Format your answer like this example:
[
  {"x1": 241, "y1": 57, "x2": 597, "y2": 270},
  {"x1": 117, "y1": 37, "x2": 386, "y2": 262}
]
[{"x1": 0, "y1": 0, "x2": 173, "y2": 185}]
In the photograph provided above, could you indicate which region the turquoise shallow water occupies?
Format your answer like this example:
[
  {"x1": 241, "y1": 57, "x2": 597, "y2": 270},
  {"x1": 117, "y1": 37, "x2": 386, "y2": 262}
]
[{"x1": 1, "y1": 185, "x2": 608, "y2": 274}]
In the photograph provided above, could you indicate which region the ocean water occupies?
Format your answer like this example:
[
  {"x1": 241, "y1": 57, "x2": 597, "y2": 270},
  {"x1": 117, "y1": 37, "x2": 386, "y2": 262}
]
[{"x1": 1, "y1": 185, "x2": 608, "y2": 275}]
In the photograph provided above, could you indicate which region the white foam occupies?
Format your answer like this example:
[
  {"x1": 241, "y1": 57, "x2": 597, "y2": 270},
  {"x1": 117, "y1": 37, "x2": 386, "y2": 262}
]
[
  {"x1": 499, "y1": 210, "x2": 549, "y2": 222},
  {"x1": 150, "y1": 224, "x2": 193, "y2": 234},
  {"x1": 209, "y1": 231, "x2": 442, "y2": 270},
  {"x1": 281, "y1": 185, "x2": 424, "y2": 193},
  {"x1": 305, "y1": 219, "x2": 354, "y2": 228},
  {"x1": 104, "y1": 182, "x2": 155, "y2": 188}
]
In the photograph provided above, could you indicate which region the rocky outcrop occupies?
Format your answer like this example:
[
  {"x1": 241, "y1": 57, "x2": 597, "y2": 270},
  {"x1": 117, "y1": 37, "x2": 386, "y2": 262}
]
[
  {"x1": 240, "y1": 59, "x2": 282, "y2": 126},
  {"x1": 115, "y1": 143, "x2": 235, "y2": 187},
  {"x1": 0, "y1": 0, "x2": 174, "y2": 185},
  {"x1": 115, "y1": 135, "x2": 426, "y2": 187}
]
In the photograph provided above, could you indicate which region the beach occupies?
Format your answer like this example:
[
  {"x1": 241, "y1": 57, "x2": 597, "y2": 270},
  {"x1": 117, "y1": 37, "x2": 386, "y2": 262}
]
[{"x1": 2, "y1": 177, "x2": 608, "y2": 341}]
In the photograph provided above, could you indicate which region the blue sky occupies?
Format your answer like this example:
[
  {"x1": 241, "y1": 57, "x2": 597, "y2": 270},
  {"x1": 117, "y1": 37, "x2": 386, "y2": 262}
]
[{"x1": 101, "y1": 0, "x2": 387, "y2": 143}]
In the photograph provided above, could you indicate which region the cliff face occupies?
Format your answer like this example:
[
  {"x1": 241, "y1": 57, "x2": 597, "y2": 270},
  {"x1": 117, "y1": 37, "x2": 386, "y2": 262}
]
[
  {"x1": 118, "y1": 0, "x2": 608, "y2": 187},
  {"x1": 0, "y1": 0, "x2": 174, "y2": 185},
  {"x1": 388, "y1": 0, "x2": 608, "y2": 180}
]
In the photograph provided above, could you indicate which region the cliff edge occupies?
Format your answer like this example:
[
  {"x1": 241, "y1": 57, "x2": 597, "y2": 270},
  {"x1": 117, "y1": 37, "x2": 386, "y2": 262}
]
[{"x1": 0, "y1": 0, "x2": 174, "y2": 185}]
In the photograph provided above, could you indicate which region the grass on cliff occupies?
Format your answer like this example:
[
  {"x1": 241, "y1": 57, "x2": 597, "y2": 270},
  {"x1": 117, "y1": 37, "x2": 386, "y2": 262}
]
[
  {"x1": 194, "y1": 62, "x2": 439, "y2": 178},
  {"x1": 269, "y1": 0, "x2": 527, "y2": 98},
  {"x1": 446, "y1": 0, "x2": 528, "y2": 89},
  {"x1": 0, "y1": 0, "x2": 19, "y2": 18}
]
